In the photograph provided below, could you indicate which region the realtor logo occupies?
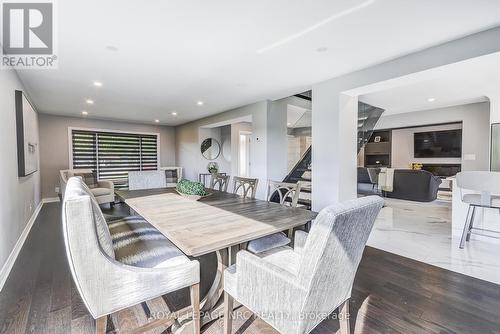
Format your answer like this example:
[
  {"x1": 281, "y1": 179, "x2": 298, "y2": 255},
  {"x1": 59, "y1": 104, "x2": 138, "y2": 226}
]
[{"x1": 1, "y1": 1, "x2": 57, "y2": 68}]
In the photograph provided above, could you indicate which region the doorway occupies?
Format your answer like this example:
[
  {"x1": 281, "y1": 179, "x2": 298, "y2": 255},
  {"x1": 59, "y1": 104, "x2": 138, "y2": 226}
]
[{"x1": 239, "y1": 131, "x2": 251, "y2": 177}]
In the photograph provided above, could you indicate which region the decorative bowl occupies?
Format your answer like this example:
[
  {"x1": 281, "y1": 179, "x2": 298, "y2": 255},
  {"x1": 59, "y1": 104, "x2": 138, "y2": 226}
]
[{"x1": 176, "y1": 190, "x2": 212, "y2": 201}]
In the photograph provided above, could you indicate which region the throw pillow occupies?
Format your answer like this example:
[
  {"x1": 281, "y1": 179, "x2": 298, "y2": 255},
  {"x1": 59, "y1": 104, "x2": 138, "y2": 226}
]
[
  {"x1": 73, "y1": 172, "x2": 98, "y2": 189},
  {"x1": 165, "y1": 169, "x2": 178, "y2": 184}
]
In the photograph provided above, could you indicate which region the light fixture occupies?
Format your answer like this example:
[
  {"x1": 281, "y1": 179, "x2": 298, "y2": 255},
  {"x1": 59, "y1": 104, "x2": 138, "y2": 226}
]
[
  {"x1": 171, "y1": 112, "x2": 178, "y2": 116},
  {"x1": 427, "y1": 97, "x2": 436, "y2": 102},
  {"x1": 197, "y1": 101, "x2": 204, "y2": 106},
  {"x1": 93, "y1": 81, "x2": 103, "y2": 87},
  {"x1": 154, "y1": 119, "x2": 160, "y2": 123},
  {"x1": 86, "y1": 99, "x2": 94, "y2": 104},
  {"x1": 316, "y1": 47, "x2": 328, "y2": 52},
  {"x1": 105, "y1": 45, "x2": 119, "y2": 52},
  {"x1": 287, "y1": 122, "x2": 292, "y2": 126},
  {"x1": 81, "y1": 111, "x2": 88, "y2": 116}
]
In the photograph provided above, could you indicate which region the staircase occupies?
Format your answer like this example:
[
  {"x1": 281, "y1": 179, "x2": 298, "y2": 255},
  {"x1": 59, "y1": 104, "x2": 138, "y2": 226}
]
[
  {"x1": 358, "y1": 102, "x2": 385, "y2": 153},
  {"x1": 271, "y1": 146, "x2": 312, "y2": 210},
  {"x1": 269, "y1": 101, "x2": 382, "y2": 210}
]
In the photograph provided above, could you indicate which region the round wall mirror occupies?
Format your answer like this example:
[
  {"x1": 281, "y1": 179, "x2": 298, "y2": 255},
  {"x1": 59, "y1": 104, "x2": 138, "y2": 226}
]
[{"x1": 201, "y1": 138, "x2": 221, "y2": 160}]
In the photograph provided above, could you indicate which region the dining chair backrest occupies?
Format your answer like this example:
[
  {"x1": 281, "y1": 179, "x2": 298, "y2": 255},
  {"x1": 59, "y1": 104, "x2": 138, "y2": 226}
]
[
  {"x1": 128, "y1": 170, "x2": 167, "y2": 190},
  {"x1": 266, "y1": 180, "x2": 301, "y2": 207},
  {"x1": 210, "y1": 174, "x2": 230, "y2": 192},
  {"x1": 232, "y1": 176, "x2": 259, "y2": 199},
  {"x1": 456, "y1": 171, "x2": 500, "y2": 195},
  {"x1": 298, "y1": 196, "x2": 384, "y2": 321}
]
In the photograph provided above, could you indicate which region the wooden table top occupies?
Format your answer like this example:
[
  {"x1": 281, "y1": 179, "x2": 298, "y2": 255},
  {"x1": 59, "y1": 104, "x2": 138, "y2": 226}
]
[{"x1": 124, "y1": 189, "x2": 317, "y2": 257}]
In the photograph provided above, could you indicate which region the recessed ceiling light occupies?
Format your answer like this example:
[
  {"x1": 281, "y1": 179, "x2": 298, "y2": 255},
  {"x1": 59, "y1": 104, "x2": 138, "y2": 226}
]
[
  {"x1": 86, "y1": 99, "x2": 94, "y2": 104},
  {"x1": 105, "y1": 45, "x2": 119, "y2": 52},
  {"x1": 287, "y1": 123, "x2": 292, "y2": 126},
  {"x1": 316, "y1": 47, "x2": 328, "y2": 52},
  {"x1": 93, "y1": 81, "x2": 103, "y2": 87},
  {"x1": 81, "y1": 111, "x2": 88, "y2": 116},
  {"x1": 428, "y1": 98, "x2": 436, "y2": 102},
  {"x1": 154, "y1": 119, "x2": 160, "y2": 123},
  {"x1": 256, "y1": 0, "x2": 375, "y2": 54},
  {"x1": 171, "y1": 112, "x2": 178, "y2": 116},
  {"x1": 197, "y1": 101, "x2": 204, "y2": 106}
]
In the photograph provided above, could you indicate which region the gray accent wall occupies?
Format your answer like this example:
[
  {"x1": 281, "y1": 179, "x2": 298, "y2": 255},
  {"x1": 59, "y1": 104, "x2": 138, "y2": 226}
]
[
  {"x1": 375, "y1": 102, "x2": 490, "y2": 171},
  {"x1": 38, "y1": 114, "x2": 176, "y2": 199},
  {"x1": 0, "y1": 69, "x2": 41, "y2": 274}
]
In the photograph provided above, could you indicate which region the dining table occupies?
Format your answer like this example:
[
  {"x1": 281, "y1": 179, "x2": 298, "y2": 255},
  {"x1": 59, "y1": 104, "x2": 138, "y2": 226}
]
[{"x1": 115, "y1": 187, "x2": 317, "y2": 332}]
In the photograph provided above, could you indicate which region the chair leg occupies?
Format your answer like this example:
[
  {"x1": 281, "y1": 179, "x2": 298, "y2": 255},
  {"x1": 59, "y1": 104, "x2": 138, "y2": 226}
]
[
  {"x1": 460, "y1": 205, "x2": 472, "y2": 249},
  {"x1": 466, "y1": 206, "x2": 476, "y2": 242},
  {"x1": 95, "y1": 316, "x2": 107, "y2": 334},
  {"x1": 339, "y1": 299, "x2": 350, "y2": 334},
  {"x1": 223, "y1": 291, "x2": 234, "y2": 334},
  {"x1": 190, "y1": 283, "x2": 200, "y2": 334}
]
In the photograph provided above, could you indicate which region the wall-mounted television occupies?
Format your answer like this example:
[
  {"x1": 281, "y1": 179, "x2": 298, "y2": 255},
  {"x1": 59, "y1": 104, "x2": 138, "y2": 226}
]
[{"x1": 414, "y1": 129, "x2": 462, "y2": 158}]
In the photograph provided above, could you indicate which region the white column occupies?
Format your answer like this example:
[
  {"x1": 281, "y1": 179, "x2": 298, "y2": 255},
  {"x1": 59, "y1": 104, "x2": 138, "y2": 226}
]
[
  {"x1": 312, "y1": 82, "x2": 358, "y2": 211},
  {"x1": 267, "y1": 99, "x2": 289, "y2": 182}
]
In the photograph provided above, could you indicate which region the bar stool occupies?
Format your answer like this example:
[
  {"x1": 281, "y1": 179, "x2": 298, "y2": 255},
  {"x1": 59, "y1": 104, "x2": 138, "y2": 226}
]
[{"x1": 456, "y1": 171, "x2": 500, "y2": 249}]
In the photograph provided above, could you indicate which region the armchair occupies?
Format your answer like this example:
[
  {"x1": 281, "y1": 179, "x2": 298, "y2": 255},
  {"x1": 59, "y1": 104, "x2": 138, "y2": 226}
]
[
  {"x1": 60, "y1": 169, "x2": 115, "y2": 205},
  {"x1": 62, "y1": 177, "x2": 200, "y2": 333},
  {"x1": 223, "y1": 196, "x2": 384, "y2": 334}
]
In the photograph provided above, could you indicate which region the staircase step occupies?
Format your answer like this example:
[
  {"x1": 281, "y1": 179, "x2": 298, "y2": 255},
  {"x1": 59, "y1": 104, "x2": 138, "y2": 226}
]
[{"x1": 301, "y1": 187, "x2": 311, "y2": 193}]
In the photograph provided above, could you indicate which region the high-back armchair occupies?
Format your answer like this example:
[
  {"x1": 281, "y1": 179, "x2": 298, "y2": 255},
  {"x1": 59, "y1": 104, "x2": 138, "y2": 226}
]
[
  {"x1": 60, "y1": 169, "x2": 115, "y2": 205},
  {"x1": 223, "y1": 196, "x2": 384, "y2": 334},
  {"x1": 62, "y1": 177, "x2": 200, "y2": 333}
]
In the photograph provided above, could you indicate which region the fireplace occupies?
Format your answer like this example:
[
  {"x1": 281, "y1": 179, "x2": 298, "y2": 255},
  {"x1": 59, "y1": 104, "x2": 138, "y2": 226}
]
[{"x1": 420, "y1": 164, "x2": 461, "y2": 178}]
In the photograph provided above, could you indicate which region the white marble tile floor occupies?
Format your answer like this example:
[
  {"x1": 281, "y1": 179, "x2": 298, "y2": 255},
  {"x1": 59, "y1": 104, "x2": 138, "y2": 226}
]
[{"x1": 368, "y1": 197, "x2": 500, "y2": 285}]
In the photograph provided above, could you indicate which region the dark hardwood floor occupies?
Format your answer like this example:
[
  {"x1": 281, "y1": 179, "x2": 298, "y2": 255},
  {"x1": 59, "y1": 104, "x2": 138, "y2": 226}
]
[{"x1": 1, "y1": 202, "x2": 500, "y2": 334}]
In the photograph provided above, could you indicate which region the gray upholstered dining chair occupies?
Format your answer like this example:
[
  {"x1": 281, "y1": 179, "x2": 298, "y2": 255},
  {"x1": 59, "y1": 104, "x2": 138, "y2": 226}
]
[
  {"x1": 456, "y1": 171, "x2": 500, "y2": 248},
  {"x1": 223, "y1": 196, "x2": 384, "y2": 334},
  {"x1": 128, "y1": 170, "x2": 167, "y2": 190},
  {"x1": 245, "y1": 181, "x2": 303, "y2": 254},
  {"x1": 211, "y1": 173, "x2": 230, "y2": 192},
  {"x1": 62, "y1": 177, "x2": 201, "y2": 334},
  {"x1": 232, "y1": 176, "x2": 259, "y2": 198}
]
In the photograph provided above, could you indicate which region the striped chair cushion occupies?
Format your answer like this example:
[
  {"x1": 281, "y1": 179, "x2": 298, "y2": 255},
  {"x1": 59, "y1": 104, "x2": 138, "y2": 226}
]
[{"x1": 107, "y1": 216, "x2": 189, "y2": 268}]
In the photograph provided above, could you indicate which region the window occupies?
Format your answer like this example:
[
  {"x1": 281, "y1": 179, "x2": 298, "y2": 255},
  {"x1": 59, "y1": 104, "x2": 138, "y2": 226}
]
[{"x1": 71, "y1": 129, "x2": 159, "y2": 188}]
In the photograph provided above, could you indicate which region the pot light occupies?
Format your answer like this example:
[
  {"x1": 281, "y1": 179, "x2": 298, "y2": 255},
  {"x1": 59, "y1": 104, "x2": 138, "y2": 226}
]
[
  {"x1": 316, "y1": 47, "x2": 328, "y2": 53},
  {"x1": 154, "y1": 119, "x2": 160, "y2": 123},
  {"x1": 93, "y1": 81, "x2": 103, "y2": 87},
  {"x1": 256, "y1": 0, "x2": 375, "y2": 54},
  {"x1": 197, "y1": 101, "x2": 204, "y2": 106},
  {"x1": 81, "y1": 111, "x2": 88, "y2": 116},
  {"x1": 287, "y1": 123, "x2": 292, "y2": 126},
  {"x1": 171, "y1": 112, "x2": 178, "y2": 116},
  {"x1": 86, "y1": 99, "x2": 94, "y2": 104},
  {"x1": 427, "y1": 97, "x2": 436, "y2": 102}
]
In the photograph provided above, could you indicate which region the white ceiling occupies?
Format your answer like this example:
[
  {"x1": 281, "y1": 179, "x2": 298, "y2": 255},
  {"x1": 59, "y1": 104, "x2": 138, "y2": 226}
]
[
  {"x1": 16, "y1": 0, "x2": 500, "y2": 126},
  {"x1": 359, "y1": 52, "x2": 500, "y2": 115}
]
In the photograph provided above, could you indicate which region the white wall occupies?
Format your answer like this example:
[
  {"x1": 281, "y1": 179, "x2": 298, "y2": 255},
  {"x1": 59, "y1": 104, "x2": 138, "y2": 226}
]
[
  {"x1": 375, "y1": 102, "x2": 490, "y2": 171},
  {"x1": 312, "y1": 27, "x2": 500, "y2": 211},
  {"x1": 230, "y1": 122, "x2": 252, "y2": 176},
  {"x1": 0, "y1": 70, "x2": 41, "y2": 276},
  {"x1": 176, "y1": 101, "x2": 271, "y2": 199},
  {"x1": 198, "y1": 126, "x2": 231, "y2": 175}
]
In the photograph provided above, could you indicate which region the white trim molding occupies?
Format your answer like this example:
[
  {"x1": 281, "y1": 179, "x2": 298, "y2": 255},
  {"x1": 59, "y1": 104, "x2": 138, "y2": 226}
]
[{"x1": 0, "y1": 199, "x2": 54, "y2": 291}]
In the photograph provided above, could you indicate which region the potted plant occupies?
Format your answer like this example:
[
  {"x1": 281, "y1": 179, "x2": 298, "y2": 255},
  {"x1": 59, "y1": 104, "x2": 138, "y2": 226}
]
[{"x1": 207, "y1": 162, "x2": 219, "y2": 174}]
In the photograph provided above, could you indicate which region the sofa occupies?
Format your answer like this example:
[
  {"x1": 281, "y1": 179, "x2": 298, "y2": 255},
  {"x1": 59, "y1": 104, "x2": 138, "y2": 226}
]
[
  {"x1": 357, "y1": 167, "x2": 380, "y2": 195},
  {"x1": 357, "y1": 168, "x2": 442, "y2": 202},
  {"x1": 386, "y1": 169, "x2": 442, "y2": 202},
  {"x1": 60, "y1": 169, "x2": 115, "y2": 205}
]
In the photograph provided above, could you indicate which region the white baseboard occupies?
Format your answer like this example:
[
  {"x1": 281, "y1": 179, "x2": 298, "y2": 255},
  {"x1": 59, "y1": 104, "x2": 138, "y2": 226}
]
[{"x1": 0, "y1": 200, "x2": 45, "y2": 291}]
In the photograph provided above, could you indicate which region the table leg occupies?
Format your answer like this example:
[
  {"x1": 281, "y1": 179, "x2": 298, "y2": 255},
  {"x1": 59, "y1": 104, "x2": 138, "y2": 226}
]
[{"x1": 171, "y1": 245, "x2": 240, "y2": 333}]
